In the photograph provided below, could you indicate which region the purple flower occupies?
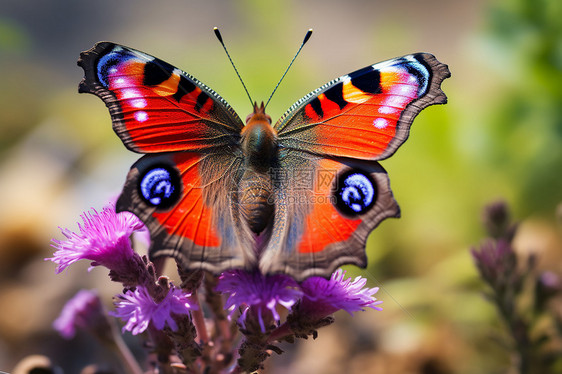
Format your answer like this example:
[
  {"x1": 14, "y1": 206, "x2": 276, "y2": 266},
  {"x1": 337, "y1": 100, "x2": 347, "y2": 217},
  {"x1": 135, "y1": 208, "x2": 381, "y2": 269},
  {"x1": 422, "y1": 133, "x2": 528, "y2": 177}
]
[
  {"x1": 471, "y1": 239, "x2": 518, "y2": 289},
  {"x1": 215, "y1": 270, "x2": 303, "y2": 332},
  {"x1": 111, "y1": 285, "x2": 196, "y2": 335},
  {"x1": 47, "y1": 204, "x2": 145, "y2": 274},
  {"x1": 53, "y1": 289, "x2": 106, "y2": 339},
  {"x1": 299, "y1": 269, "x2": 383, "y2": 318}
]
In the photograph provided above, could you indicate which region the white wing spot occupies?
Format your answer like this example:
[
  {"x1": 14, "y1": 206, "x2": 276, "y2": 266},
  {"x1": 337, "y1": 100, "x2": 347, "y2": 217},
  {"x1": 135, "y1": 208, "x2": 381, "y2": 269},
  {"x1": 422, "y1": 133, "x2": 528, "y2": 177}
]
[
  {"x1": 121, "y1": 87, "x2": 147, "y2": 108},
  {"x1": 387, "y1": 96, "x2": 409, "y2": 107},
  {"x1": 390, "y1": 84, "x2": 416, "y2": 97},
  {"x1": 373, "y1": 118, "x2": 388, "y2": 129},
  {"x1": 135, "y1": 111, "x2": 148, "y2": 122},
  {"x1": 121, "y1": 89, "x2": 137, "y2": 99},
  {"x1": 131, "y1": 98, "x2": 147, "y2": 108},
  {"x1": 378, "y1": 106, "x2": 398, "y2": 115}
]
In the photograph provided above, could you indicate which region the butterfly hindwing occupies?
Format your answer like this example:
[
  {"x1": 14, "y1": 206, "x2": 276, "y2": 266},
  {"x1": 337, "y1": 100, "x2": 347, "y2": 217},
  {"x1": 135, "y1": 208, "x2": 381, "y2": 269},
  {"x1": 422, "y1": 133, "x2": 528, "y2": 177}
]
[
  {"x1": 259, "y1": 149, "x2": 399, "y2": 279},
  {"x1": 116, "y1": 150, "x2": 256, "y2": 272},
  {"x1": 78, "y1": 42, "x2": 244, "y2": 153},
  {"x1": 275, "y1": 53, "x2": 450, "y2": 160}
]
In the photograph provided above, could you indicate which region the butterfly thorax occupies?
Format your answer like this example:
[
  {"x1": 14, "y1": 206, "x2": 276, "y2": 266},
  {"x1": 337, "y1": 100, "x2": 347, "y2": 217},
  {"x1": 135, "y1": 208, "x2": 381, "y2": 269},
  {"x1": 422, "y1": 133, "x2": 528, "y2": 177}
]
[
  {"x1": 239, "y1": 102, "x2": 277, "y2": 234},
  {"x1": 241, "y1": 102, "x2": 277, "y2": 171}
]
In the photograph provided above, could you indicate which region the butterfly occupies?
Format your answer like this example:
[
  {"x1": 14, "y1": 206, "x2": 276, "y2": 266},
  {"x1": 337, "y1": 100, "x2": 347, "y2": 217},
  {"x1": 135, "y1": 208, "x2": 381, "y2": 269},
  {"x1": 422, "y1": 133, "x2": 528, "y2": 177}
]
[{"x1": 78, "y1": 40, "x2": 450, "y2": 281}]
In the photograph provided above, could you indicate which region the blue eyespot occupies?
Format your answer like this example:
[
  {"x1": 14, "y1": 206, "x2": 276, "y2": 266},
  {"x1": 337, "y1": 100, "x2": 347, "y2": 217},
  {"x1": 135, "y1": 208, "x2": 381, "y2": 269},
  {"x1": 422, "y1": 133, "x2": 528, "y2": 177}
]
[
  {"x1": 334, "y1": 170, "x2": 377, "y2": 216},
  {"x1": 97, "y1": 48, "x2": 133, "y2": 88},
  {"x1": 139, "y1": 166, "x2": 181, "y2": 208}
]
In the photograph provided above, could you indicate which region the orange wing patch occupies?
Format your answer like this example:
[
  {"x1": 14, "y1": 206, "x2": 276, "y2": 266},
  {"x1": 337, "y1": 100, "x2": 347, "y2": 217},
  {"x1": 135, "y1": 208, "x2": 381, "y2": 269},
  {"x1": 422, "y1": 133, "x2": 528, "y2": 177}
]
[
  {"x1": 342, "y1": 79, "x2": 371, "y2": 104},
  {"x1": 151, "y1": 71, "x2": 181, "y2": 96}
]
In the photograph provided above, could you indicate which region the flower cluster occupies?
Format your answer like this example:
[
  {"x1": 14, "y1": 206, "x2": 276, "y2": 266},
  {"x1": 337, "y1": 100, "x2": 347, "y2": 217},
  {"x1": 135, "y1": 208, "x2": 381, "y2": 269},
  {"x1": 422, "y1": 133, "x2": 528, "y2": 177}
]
[
  {"x1": 48, "y1": 203, "x2": 383, "y2": 373},
  {"x1": 215, "y1": 270, "x2": 303, "y2": 332}
]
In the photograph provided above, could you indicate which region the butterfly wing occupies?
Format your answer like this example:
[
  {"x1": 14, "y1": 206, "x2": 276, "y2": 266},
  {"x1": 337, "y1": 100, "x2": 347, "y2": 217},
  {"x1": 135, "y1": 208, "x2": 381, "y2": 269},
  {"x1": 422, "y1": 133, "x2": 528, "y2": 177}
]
[
  {"x1": 117, "y1": 151, "x2": 256, "y2": 272},
  {"x1": 259, "y1": 149, "x2": 399, "y2": 280},
  {"x1": 260, "y1": 53, "x2": 450, "y2": 279},
  {"x1": 274, "y1": 53, "x2": 450, "y2": 160},
  {"x1": 78, "y1": 42, "x2": 244, "y2": 153},
  {"x1": 78, "y1": 42, "x2": 253, "y2": 272}
]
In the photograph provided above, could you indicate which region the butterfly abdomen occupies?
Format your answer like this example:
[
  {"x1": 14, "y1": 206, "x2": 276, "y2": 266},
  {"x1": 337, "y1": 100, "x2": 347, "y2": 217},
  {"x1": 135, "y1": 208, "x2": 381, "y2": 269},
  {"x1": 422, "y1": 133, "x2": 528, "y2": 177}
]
[{"x1": 238, "y1": 169, "x2": 274, "y2": 233}]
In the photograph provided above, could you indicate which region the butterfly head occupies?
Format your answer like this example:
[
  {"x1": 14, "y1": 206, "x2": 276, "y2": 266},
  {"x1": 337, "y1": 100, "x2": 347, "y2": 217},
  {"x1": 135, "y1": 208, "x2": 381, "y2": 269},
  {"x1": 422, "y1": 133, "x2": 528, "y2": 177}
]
[
  {"x1": 245, "y1": 101, "x2": 272, "y2": 125},
  {"x1": 241, "y1": 102, "x2": 277, "y2": 170}
]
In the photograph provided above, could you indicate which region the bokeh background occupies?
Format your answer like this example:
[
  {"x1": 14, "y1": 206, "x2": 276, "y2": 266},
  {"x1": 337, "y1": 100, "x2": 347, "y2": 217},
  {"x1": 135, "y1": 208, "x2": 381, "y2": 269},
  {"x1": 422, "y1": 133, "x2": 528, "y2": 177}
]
[{"x1": 1, "y1": 0, "x2": 561, "y2": 373}]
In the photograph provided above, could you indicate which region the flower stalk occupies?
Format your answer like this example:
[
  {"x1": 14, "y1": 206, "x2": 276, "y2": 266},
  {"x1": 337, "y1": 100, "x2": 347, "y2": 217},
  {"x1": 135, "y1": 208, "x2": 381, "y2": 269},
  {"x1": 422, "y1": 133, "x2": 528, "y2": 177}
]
[{"x1": 471, "y1": 201, "x2": 562, "y2": 374}]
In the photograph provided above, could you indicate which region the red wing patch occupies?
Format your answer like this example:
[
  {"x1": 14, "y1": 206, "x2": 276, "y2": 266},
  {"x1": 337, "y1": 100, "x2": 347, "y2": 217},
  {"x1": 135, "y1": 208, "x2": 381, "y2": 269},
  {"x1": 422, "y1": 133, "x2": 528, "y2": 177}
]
[
  {"x1": 275, "y1": 53, "x2": 450, "y2": 161},
  {"x1": 78, "y1": 42, "x2": 244, "y2": 154}
]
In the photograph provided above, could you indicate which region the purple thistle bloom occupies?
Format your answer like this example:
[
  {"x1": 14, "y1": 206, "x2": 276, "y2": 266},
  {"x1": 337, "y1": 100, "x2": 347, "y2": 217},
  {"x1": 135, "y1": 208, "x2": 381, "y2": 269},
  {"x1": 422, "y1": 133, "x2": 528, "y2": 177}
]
[
  {"x1": 216, "y1": 270, "x2": 303, "y2": 332},
  {"x1": 111, "y1": 285, "x2": 196, "y2": 335},
  {"x1": 53, "y1": 289, "x2": 105, "y2": 339},
  {"x1": 48, "y1": 204, "x2": 145, "y2": 274},
  {"x1": 299, "y1": 269, "x2": 383, "y2": 318}
]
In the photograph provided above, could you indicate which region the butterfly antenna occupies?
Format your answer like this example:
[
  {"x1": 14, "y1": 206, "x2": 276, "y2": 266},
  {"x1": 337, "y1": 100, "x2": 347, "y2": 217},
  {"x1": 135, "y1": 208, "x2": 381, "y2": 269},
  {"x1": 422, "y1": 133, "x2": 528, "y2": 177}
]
[
  {"x1": 214, "y1": 27, "x2": 254, "y2": 106},
  {"x1": 265, "y1": 28, "x2": 313, "y2": 109}
]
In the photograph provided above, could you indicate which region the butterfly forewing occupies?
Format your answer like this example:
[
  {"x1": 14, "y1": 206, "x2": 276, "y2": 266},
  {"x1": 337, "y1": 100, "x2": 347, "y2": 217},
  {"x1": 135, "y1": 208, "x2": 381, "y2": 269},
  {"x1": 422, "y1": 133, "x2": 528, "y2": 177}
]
[
  {"x1": 78, "y1": 42, "x2": 244, "y2": 153},
  {"x1": 274, "y1": 53, "x2": 450, "y2": 161}
]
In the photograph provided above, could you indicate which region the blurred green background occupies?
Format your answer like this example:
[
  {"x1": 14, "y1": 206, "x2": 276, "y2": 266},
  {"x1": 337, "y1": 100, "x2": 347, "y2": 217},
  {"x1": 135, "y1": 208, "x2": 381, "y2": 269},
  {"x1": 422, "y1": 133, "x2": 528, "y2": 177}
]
[{"x1": 0, "y1": 0, "x2": 561, "y2": 373}]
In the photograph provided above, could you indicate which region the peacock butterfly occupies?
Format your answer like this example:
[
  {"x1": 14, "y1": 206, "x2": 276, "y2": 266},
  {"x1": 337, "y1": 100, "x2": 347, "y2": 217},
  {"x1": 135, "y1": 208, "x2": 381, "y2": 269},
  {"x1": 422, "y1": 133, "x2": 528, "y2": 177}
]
[{"x1": 77, "y1": 36, "x2": 450, "y2": 281}]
